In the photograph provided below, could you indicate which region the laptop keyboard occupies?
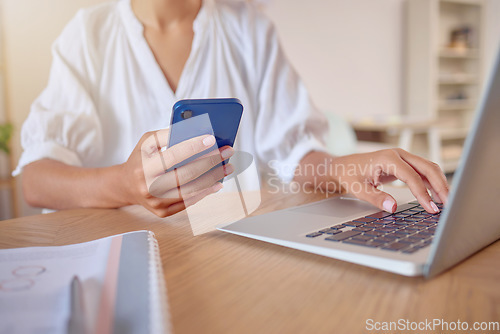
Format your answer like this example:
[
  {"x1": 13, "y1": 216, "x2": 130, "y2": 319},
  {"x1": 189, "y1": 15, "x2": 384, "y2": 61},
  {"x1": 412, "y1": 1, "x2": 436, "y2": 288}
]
[{"x1": 305, "y1": 201, "x2": 444, "y2": 254}]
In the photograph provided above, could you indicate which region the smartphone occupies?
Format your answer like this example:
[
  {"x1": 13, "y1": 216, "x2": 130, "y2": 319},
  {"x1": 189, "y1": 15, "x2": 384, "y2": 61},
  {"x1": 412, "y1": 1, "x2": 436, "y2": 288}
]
[{"x1": 167, "y1": 98, "x2": 243, "y2": 170}]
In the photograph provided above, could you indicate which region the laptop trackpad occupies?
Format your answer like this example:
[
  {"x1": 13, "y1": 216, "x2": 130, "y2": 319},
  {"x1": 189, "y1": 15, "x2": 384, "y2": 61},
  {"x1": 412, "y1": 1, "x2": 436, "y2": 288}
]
[{"x1": 290, "y1": 197, "x2": 376, "y2": 218}]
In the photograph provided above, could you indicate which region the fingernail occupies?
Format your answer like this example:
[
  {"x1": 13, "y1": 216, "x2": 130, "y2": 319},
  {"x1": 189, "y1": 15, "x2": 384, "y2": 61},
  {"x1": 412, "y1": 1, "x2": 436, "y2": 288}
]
[
  {"x1": 221, "y1": 147, "x2": 234, "y2": 159},
  {"x1": 430, "y1": 201, "x2": 439, "y2": 213},
  {"x1": 202, "y1": 135, "x2": 216, "y2": 147},
  {"x1": 383, "y1": 199, "x2": 396, "y2": 213},
  {"x1": 212, "y1": 182, "x2": 223, "y2": 192},
  {"x1": 224, "y1": 164, "x2": 234, "y2": 175}
]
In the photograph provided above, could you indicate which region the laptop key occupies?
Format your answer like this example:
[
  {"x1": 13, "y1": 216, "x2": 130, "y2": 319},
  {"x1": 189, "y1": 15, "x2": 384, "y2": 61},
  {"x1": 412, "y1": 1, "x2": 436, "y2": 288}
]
[
  {"x1": 343, "y1": 221, "x2": 365, "y2": 227},
  {"x1": 352, "y1": 227, "x2": 374, "y2": 232},
  {"x1": 383, "y1": 225, "x2": 400, "y2": 230},
  {"x1": 325, "y1": 230, "x2": 361, "y2": 241},
  {"x1": 407, "y1": 236, "x2": 424, "y2": 243},
  {"x1": 365, "y1": 211, "x2": 392, "y2": 219},
  {"x1": 353, "y1": 217, "x2": 377, "y2": 223},
  {"x1": 394, "y1": 220, "x2": 410, "y2": 225},
  {"x1": 324, "y1": 229, "x2": 342, "y2": 235},
  {"x1": 363, "y1": 230, "x2": 385, "y2": 237},
  {"x1": 352, "y1": 235, "x2": 373, "y2": 242},
  {"x1": 375, "y1": 228, "x2": 396, "y2": 233},
  {"x1": 393, "y1": 230, "x2": 414, "y2": 236},
  {"x1": 405, "y1": 225, "x2": 425, "y2": 231},
  {"x1": 397, "y1": 238, "x2": 415, "y2": 244},
  {"x1": 421, "y1": 240, "x2": 433, "y2": 246},
  {"x1": 403, "y1": 217, "x2": 422, "y2": 222},
  {"x1": 382, "y1": 242, "x2": 410, "y2": 251},
  {"x1": 373, "y1": 236, "x2": 396, "y2": 243},
  {"x1": 342, "y1": 239, "x2": 381, "y2": 248},
  {"x1": 330, "y1": 224, "x2": 347, "y2": 230},
  {"x1": 402, "y1": 247, "x2": 420, "y2": 254},
  {"x1": 379, "y1": 234, "x2": 399, "y2": 240},
  {"x1": 306, "y1": 232, "x2": 323, "y2": 238}
]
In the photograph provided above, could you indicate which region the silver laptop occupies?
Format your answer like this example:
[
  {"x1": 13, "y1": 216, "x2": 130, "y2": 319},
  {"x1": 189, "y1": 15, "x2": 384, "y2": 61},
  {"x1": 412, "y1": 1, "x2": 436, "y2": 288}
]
[{"x1": 217, "y1": 49, "x2": 500, "y2": 278}]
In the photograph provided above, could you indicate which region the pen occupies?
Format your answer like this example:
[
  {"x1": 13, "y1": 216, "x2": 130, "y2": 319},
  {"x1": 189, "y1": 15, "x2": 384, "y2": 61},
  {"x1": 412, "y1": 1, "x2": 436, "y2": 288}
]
[{"x1": 67, "y1": 276, "x2": 88, "y2": 334}]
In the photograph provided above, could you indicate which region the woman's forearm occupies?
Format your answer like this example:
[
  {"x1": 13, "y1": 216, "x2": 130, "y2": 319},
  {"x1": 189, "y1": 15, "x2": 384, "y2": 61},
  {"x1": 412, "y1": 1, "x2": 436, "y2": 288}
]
[{"x1": 22, "y1": 159, "x2": 130, "y2": 210}]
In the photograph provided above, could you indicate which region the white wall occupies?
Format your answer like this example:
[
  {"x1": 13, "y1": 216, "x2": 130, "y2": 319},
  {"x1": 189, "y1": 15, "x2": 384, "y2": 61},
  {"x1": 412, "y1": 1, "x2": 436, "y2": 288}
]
[
  {"x1": 1, "y1": 0, "x2": 107, "y2": 217},
  {"x1": 264, "y1": 0, "x2": 406, "y2": 119}
]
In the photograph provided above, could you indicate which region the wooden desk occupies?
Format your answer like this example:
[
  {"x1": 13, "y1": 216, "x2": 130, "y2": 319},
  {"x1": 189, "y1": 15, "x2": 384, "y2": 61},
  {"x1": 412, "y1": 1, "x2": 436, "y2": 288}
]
[{"x1": 1, "y1": 190, "x2": 499, "y2": 334}]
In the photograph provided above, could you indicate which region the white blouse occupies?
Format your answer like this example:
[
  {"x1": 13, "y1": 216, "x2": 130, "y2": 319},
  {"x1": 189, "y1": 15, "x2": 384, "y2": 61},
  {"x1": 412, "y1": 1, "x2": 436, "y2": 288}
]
[{"x1": 14, "y1": 0, "x2": 328, "y2": 183}]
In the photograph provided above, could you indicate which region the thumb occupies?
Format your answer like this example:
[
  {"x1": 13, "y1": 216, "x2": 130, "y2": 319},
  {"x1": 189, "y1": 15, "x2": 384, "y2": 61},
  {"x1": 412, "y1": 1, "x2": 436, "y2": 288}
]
[{"x1": 353, "y1": 184, "x2": 397, "y2": 214}]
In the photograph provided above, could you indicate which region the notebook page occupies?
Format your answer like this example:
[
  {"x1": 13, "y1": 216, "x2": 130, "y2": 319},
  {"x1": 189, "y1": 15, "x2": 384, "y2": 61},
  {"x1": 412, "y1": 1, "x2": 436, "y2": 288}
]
[
  {"x1": 0, "y1": 235, "x2": 111, "y2": 334},
  {"x1": 0, "y1": 230, "x2": 170, "y2": 334}
]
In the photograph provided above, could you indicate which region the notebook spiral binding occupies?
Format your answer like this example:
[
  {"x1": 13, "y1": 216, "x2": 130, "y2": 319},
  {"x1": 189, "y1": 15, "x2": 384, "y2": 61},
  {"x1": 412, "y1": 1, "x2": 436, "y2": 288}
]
[{"x1": 148, "y1": 231, "x2": 171, "y2": 334}]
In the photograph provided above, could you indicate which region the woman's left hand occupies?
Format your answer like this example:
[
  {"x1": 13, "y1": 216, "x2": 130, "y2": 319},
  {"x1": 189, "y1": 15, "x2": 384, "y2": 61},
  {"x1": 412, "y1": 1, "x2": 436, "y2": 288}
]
[{"x1": 298, "y1": 149, "x2": 449, "y2": 214}]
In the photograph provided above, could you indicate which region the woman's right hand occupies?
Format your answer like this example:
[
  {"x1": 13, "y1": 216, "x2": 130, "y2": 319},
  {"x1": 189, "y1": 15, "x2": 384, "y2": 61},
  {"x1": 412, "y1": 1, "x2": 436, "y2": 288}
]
[{"x1": 120, "y1": 129, "x2": 234, "y2": 217}]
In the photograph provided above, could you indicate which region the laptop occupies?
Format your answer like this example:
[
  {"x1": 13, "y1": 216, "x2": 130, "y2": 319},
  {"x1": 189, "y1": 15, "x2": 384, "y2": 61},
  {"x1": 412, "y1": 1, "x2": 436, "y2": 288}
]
[{"x1": 217, "y1": 49, "x2": 500, "y2": 278}]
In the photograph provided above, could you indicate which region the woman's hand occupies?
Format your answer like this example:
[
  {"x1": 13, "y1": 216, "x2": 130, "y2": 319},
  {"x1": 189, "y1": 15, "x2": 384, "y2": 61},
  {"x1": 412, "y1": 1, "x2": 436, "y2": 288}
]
[
  {"x1": 120, "y1": 129, "x2": 234, "y2": 217},
  {"x1": 298, "y1": 149, "x2": 449, "y2": 214}
]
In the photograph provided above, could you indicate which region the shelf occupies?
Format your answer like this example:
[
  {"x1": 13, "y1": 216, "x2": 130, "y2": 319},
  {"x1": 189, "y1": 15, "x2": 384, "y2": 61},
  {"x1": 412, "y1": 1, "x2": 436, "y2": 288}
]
[
  {"x1": 441, "y1": 159, "x2": 461, "y2": 174},
  {"x1": 439, "y1": 48, "x2": 480, "y2": 59},
  {"x1": 439, "y1": 78, "x2": 478, "y2": 86},
  {"x1": 438, "y1": 100, "x2": 476, "y2": 111},
  {"x1": 407, "y1": 0, "x2": 483, "y2": 176},
  {"x1": 440, "y1": 0, "x2": 483, "y2": 6},
  {"x1": 440, "y1": 128, "x2": 469, "y2": 140}
]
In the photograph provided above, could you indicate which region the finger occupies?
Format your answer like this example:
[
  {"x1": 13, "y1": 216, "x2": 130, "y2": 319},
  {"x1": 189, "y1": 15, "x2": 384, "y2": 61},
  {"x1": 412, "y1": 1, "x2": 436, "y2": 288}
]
[
  {"x1": 382, "y1": 154, "x2": 439, "y2": 213},
  {"x1": 189, "y1": 145, "x2": 232, "y2": 163},
  {"x1": 153, "y1": 163, "x2": 233, "y2": 199},
  {"x1": 348, "y1": 180, "x2": 398, "y2": 213},
  {"x1": 163, "y1": 134, "x2": 217, "y2": 170},
  {"x1": 162, "y1": 182, "x2": 224, "y2": 217},
  {"x1": 422, "y1": 177, "x2": 443, "y2": 204},
  {"x1": 147, "y1": 147, "x2": 234, "y2": 196},
  {"x1": 140, "y1": 129, "x2": 171, "y2": 157},
  {"x1": 143, "y1": 144, "x2": 232, "y2": 182},
  {"x1": 142, "y1": 133, "x2": 218, "y2": 185},
  {"x1": 174, "y1": 147, "x2": 233, "y2": 185},
  {"x1": 394, "y1": 149, "x2": 449, "y2": 205},
  {"x1": 179, "y1": 164, "x2": 233, "y2": 198}
]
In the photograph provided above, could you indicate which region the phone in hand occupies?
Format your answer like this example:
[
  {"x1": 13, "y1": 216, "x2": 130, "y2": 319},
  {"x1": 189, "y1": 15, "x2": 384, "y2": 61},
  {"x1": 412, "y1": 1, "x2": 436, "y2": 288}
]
[{"x1": 167, "y1": 98, "x2": 243, "y2": 171}]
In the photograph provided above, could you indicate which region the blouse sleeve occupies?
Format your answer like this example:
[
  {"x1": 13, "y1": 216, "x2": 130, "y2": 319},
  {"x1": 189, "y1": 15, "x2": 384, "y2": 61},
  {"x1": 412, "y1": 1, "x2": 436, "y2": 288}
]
[
  {"x1": 13, "y1": 11, "x2": 103, "y2": 176},
  {"x1": 249, "y1": 8, "x2": 329, "y2": 183}
]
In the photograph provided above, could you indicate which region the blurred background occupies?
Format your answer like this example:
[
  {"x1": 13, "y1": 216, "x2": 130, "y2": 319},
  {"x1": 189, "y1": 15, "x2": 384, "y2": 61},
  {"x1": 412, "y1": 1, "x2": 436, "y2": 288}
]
[{"x1": 1, "y1": 0, "x2": 499, "y2": 219}]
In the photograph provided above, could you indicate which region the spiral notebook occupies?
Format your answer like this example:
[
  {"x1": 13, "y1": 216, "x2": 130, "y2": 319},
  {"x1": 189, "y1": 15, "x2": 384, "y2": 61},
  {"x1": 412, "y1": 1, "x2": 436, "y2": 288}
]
[{"x1": 0, "y1": 230, "x2": 170, "y2": 334}]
